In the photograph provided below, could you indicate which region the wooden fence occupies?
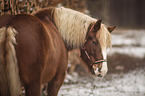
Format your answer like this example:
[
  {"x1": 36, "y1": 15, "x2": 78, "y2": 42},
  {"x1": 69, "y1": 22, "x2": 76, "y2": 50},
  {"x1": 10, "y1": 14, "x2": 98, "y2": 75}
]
[{"x1": 0, "y1": 0, "x2": 87, "y2": 15}]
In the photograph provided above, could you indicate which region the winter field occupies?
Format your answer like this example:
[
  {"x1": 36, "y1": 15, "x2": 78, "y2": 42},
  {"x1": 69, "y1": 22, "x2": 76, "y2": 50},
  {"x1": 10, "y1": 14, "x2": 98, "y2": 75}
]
[{"x1": 58, "y1": 29, "x2": 145, "y2": 96}]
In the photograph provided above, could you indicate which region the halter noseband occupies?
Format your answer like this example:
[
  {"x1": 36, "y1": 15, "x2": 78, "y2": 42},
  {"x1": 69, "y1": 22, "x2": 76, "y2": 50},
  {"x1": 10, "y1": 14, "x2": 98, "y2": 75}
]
[{"x1": 82, "y1": 47, "x2": 107, "y2": 66}]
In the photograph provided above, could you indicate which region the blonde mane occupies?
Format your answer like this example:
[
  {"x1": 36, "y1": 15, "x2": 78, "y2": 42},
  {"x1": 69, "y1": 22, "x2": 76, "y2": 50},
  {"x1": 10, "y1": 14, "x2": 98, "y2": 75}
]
[{"x1": 53, "y1": 7, "x2": 111, "y2": 49}]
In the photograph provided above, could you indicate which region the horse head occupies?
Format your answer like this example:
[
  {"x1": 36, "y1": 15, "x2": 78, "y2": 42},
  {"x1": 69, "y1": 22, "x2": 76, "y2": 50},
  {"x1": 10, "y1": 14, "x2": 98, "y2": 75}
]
[{"x1": 80, "y1": 20, "x2": 116, "y2": 77}]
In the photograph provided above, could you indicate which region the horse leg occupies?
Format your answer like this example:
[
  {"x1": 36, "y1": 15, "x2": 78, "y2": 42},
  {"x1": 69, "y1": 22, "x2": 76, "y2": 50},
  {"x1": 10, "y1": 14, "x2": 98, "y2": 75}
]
[
  {"x1": 47, "y1": 71, "x2": 66, "y2": 96},
  {"x1": 25, "y1": 81, "x2": 41, "y2": 96},
  {"x1": 21, "y1": 63, "x2": 42, "y2": 96}
]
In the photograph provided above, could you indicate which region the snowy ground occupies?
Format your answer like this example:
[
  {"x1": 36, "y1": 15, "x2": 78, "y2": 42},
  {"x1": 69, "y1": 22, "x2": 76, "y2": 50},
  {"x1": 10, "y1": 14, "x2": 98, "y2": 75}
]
[
  {"x1": 58, "y1": 29, "x2": 145, "y2": 96},
  {"x1": 59, "y1": 68, "x2": 145, "y2": 96},
  {"x1": 110, "y1": 29, "x2": 145, "y2": 58}
]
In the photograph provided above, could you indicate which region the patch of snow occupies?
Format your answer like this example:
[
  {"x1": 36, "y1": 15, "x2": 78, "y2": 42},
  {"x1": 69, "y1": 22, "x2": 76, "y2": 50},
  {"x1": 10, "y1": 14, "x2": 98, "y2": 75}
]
[
  {"x1": 59, "y1": 68, "x2": 145, "y2": 96},
  {"x1": 110, "y1": 29, "x2": 145, "y2": 58},
  {"x1": 110, "y1": 47, "x2": 145, "y2": 58}
]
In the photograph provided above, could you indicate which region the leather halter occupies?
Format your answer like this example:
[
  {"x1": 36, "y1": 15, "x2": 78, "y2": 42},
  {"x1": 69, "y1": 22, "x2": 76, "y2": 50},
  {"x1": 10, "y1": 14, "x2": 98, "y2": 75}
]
[
  {"x1": 81, "y1": 23, "x2": 107, "y2": 67},
  {"x1": 82, "y1": 47, "x2": 107, "y2": 66}
]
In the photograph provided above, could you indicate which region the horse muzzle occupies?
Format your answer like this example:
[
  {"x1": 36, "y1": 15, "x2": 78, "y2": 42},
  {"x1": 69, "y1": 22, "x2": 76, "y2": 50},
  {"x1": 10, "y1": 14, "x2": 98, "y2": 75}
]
[{"x1": 92, "y1": 61, "x2": 108, "y2": 77}]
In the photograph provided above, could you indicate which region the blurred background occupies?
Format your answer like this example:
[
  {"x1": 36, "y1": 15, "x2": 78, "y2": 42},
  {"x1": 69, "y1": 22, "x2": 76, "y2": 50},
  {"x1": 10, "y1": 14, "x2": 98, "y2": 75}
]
[{"x1": 1, "y1": 0, "x2": 145, "y2": 96}]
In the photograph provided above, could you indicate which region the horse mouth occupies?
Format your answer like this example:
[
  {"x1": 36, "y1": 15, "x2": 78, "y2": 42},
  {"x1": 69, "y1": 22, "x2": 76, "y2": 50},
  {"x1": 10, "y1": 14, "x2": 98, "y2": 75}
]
[{"x1": 90, "y1": 64, "x2": 103, "y2": 77}]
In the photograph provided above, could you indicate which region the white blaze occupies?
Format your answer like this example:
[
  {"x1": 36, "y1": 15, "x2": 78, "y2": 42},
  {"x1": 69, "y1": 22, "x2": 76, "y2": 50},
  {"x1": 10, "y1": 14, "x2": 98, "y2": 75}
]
[
  {"x1": 94, "y1": 49, "x2": 108, "y2": 77},
  {"x1": 101, "y1": 49, "x2": 108, "y2": 76}
]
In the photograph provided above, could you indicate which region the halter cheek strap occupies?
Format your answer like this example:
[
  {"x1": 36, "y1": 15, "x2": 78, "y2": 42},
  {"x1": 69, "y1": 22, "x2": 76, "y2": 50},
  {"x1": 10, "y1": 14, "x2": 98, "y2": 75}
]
[{"x1": 82, "y1": 46, "x2": 107, "y2": 66}]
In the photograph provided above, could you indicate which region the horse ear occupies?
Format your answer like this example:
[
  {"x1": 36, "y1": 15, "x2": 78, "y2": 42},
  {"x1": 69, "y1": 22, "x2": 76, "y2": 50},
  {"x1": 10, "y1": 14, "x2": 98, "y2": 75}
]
[
  {"x1": 94, "y1": 20, "x2": 102, "y2": 32},
  {"x1": 107, "y1": 26, "x2": 116, "y2": 33}
]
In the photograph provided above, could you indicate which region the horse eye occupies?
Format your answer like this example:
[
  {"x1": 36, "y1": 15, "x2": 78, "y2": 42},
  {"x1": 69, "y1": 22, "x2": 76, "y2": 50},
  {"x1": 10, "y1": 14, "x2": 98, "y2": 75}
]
[{"x1": 92, "y1": 41, "x2": 96, "y2": 45}]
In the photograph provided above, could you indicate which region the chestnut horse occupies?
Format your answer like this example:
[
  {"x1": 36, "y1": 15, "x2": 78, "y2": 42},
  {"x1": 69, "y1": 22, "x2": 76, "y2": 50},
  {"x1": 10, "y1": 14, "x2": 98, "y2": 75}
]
[
  {"x1": 0, "y1": 7, "x2": 115, "y2": 96},
  {"x1": 34, "y1": 7, "x2": 115, "y2": 76}
]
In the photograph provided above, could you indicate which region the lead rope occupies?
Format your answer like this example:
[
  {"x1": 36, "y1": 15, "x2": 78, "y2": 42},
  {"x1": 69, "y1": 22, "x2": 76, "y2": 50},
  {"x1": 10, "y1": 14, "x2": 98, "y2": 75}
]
[
  {"x1": 83, "y1": 49, "x2": 106, "y2": 95},
  {"x1": 89, "y1": 76, "x2": 97, "y2": 96}
]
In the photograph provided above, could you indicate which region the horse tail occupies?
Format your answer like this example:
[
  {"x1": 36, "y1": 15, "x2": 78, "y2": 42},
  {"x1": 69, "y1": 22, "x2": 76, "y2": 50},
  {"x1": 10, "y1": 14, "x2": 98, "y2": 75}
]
[{"x1": 0, "y1": 27, "x2": 21, "y2": 96}]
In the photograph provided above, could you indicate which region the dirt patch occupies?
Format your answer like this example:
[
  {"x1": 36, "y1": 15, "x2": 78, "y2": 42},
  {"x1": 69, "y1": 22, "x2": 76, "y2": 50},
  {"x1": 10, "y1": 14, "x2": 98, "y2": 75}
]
[
  {"x1": 112, "y1": 44, "x2": 142, "y2": 47},
  {"x1": 72, "y1": 53, "x2": 145, "y2": 75},
  {"x1": 108, "y1": 53, "x2": 145, "y2": 74}
]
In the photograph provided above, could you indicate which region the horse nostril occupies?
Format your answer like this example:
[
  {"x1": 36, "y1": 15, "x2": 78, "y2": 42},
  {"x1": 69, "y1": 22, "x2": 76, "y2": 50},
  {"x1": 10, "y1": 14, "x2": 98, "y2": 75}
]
[
  {"x1": 98, "y1": 68, "x2": 101, "y2": 72},
  {"x1": 97, "y1": 74, "x2": 102, "y2": 77}
]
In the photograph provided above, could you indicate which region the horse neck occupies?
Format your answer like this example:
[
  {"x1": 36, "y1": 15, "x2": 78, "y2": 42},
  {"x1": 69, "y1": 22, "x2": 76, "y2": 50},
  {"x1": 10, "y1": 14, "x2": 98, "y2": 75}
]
[
  {"x1": 54, "y1": 7, "x2": 96, "y2": 50},
  {"x1": 33, "y1": 7, "x2": 55, "y2": 23}
]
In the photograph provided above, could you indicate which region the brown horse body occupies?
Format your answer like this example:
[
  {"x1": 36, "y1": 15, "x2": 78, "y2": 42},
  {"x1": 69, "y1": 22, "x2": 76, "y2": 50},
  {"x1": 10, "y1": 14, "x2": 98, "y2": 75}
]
[
  {"x1": 0, "y1": 13, "x2": 67, "y2": 96},
  {"x1": 0, "y1": 7, "x2": 115, "y2": 96}
]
